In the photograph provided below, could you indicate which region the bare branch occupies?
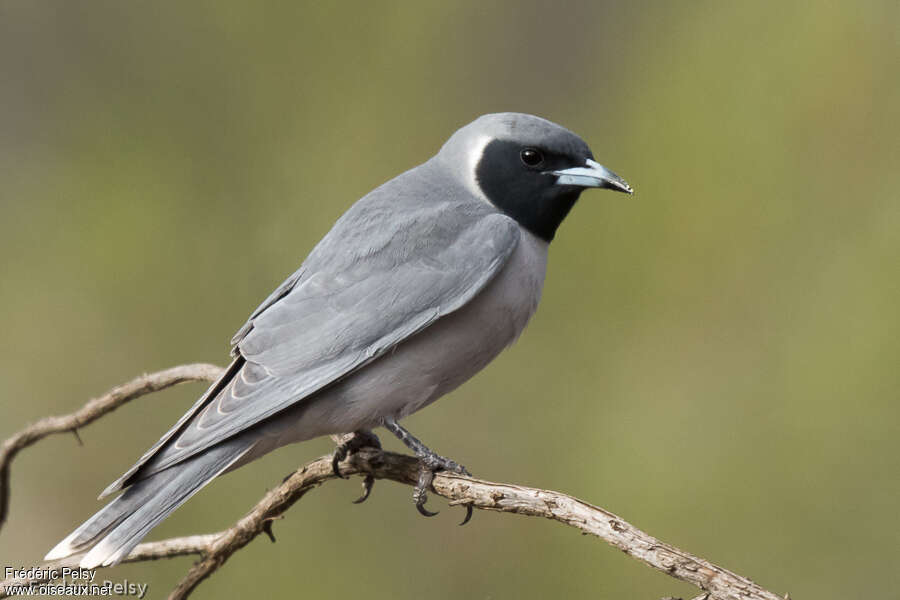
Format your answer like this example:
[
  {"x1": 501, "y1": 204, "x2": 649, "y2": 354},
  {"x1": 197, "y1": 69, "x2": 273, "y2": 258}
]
[
  {"x1": 0, "y1": 366, "x2": 789, "y2": 600},
  {"x1": 176, "y1": 448, "x2": 790, "y2": 600},
  {"x1": 0, "y1": 364, "x2": 224, "y2": 531}
]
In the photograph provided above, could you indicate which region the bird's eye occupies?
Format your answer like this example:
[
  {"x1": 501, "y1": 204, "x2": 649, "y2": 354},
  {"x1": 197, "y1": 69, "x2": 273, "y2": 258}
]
[{"x1": 520, "y1": 148, "x2": 544, "y2": 167}]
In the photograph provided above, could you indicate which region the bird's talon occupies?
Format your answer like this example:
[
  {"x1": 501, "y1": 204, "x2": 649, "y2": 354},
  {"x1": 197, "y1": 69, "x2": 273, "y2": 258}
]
[
  {"x1": 411, "y1": 464, "x2": 440, "y2": 517},
  {"x1": 331, "y1": 452, "x2": 347, "y2": 479},
  {"x1": 353, "y1": 474, "x2": 375, "y2": 504},
  {"x1": 459, "y1": 503, "x2": 474, "y2": 526}
]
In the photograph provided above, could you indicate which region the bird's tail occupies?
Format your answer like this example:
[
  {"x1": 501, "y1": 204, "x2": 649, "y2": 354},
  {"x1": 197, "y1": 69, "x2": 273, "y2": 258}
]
[{"x1": 44, "y1": 436, "x2": 255, "y2": 569}]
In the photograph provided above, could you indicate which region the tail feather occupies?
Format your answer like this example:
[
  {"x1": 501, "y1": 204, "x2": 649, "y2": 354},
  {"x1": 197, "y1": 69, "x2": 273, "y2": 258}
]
[
  {"x1": 99, "y1": 357, "x2": 245, "y2": 500},
  {"x1": 45, "y1": 436, "x2": 255, "y2": 568}
]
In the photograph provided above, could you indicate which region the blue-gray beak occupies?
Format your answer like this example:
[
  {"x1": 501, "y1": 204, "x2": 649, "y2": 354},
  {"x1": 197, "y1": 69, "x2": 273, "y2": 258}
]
[{"x1": 550, "y1": 159, "x2": 633, "y2": 194}]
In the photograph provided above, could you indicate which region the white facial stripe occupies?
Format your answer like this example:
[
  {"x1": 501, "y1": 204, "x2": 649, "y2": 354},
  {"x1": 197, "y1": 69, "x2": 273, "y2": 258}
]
[{"x1": 464, "y1": 133, "x2": 494, "y2": 206}]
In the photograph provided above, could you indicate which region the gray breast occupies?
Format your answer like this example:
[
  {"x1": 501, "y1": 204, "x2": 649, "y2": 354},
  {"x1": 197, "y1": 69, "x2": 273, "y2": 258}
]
[{"x1": 249, "y1": 226, "x2": 550, "y2": 455}]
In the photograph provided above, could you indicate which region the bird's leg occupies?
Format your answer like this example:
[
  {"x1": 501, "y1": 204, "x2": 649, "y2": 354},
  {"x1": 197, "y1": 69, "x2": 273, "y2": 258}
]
[
  {"x1": 382, "y1": 417, "x2": 473, "y2": 524},
  {"x1": 331, "y1": 429, "x2": 382, "y2": 504}
]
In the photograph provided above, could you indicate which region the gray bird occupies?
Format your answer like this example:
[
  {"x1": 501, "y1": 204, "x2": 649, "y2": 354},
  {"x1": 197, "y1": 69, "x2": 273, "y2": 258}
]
[{"x1": 46, "y1": 112, "x2": 632, "y2": 568}]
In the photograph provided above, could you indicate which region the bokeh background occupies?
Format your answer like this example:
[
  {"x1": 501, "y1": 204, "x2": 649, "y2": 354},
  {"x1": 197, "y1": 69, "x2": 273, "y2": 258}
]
[{"x1": 1, "y1": 1, "x2": 898, "y2": 598}]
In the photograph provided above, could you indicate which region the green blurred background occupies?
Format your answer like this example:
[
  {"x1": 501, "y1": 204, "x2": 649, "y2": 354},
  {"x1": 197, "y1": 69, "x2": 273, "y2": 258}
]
[{"x1": 1, "y1": 1, "x2": 898, "y2": 598}]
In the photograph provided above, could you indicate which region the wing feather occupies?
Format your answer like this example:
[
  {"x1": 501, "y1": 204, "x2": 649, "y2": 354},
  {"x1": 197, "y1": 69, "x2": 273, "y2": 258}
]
[{"x1": 103, "y1": 195, "x2": 519, "y2": 492}]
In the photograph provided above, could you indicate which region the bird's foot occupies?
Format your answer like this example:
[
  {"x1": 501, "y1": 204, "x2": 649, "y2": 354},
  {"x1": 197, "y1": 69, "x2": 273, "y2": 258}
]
[
  {"x1": 383, "y1": 417, "x2": 474, "y2": 525},
  {"x1": 332, "y1": 429, "x2": 382, "y2": 504},
  {"x1": 412, "y1": 456, "x2": 473, "y2": 524},
  {"x1": 332, "y1": 429, "x2": 382, "y2": 477},
  {"x1": 420, "y1": 451, "x2": 470, "y2": 477}
]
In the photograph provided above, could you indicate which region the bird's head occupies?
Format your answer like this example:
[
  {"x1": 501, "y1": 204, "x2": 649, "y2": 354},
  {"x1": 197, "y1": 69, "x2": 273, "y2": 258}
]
[{"x1": 438, "y1": 112, "x2": 632, "y2": 242}]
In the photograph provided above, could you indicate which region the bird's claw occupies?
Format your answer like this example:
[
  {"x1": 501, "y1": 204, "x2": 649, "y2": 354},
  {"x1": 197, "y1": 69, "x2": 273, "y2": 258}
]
[
  {"x1": 353, "y1": 474, "x2": 375, "y2": 504},
  {"x1": 331, "y1": 448, "x2": 349, "y2": 479},
  {"x1": 381, "y1": 417, "x2": 474, "y2": 524},
  {"x1": 413, "y1": 456, "x2": 473, "y2": 523},
  {"x1": 413, "y1": 466, "x2": 439, "y2": 517},
  {"x1": 331, "y1": 430, "x2": 382, "y2": 502},
  {"x1": 459, "y1": 503, "x2": 474, "y2": 526}
]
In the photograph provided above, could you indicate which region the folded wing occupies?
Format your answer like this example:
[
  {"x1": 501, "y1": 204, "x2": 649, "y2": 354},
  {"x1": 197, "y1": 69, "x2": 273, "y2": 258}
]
[{"x1": 102, "y1": 204, "x2": 519, "y2": 496}]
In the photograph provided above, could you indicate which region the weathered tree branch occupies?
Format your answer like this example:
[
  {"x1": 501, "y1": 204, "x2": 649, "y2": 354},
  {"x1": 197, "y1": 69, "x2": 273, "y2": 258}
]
[
  {"x1": 0, "y1": 366, "x2": 788, "y2": 600},
  {"x1": 0, "y1": 363, "x2": 225, "y2": 532}
]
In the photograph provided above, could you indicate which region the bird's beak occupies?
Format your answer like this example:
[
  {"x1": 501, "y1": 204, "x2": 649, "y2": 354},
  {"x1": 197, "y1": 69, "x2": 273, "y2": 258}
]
[{"x1": 549, "y1": 159, "x2": 633, "y2": 194}]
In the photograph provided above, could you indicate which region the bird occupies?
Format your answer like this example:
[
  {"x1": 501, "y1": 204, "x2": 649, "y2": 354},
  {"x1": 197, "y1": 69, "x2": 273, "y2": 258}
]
[{"x1": 45, "y1": 112, "x2": 632, "y2": 568}]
